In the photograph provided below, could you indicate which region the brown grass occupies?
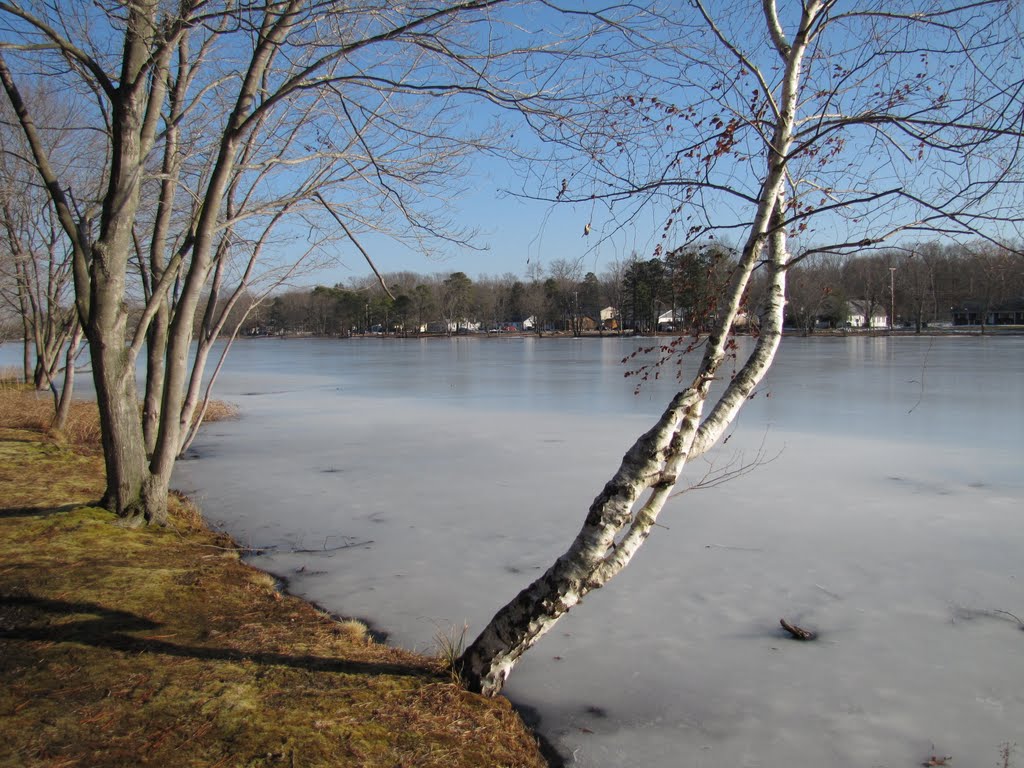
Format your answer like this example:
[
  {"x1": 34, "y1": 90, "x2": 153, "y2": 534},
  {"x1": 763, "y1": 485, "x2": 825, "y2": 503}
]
[
  {"x1": 0, "y1": 365, "x2": 21, "y2": 388},
  {"x1": 0, "y1": 388, "x2": 238, "y2": 453},
  {"x1": 195, "y1": 398, "x2": 239, "y2": 424},
  {"x1": 0, "y1": 401, "x2": 547, "y2": 767},
  {"x1": 0, "y1": 386, "x2": 102, "y2": 451}
]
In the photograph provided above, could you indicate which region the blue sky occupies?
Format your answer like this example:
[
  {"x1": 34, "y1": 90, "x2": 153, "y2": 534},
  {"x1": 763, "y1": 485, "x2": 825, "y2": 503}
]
[
  {"x1": 282, "y1": 136, "x2": 629, "y2": 285},
  {"x1": 252, "y1": 0, "x2": 1024, "y2": 288}
]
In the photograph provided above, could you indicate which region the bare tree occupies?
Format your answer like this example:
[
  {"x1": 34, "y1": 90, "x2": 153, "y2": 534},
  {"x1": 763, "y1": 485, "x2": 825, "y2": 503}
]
[
  {"x1": 0, "y1": 180, "x2": 77, "y2": 394},
  {"x1": 459, "y1": 0, "x2": 1024, "y2": 695},
  {"x1": 600, "y1": 257, "x2": 627, "y2": 333},
  {"x1": 0, "y1": 0, "x2": 637, "y2": 523},
  {"x1": 547, "y1": 257, "x2": 585, "y2": 335},
  {"x1": 0, "y1": 88, "x2": 93, "y2": 425},
  {"x1": 896, "y1": 243, "x2": 943, "y2": 332},
  {"x1": 783, "y1": 252, "x2": 845, "y2": 331}
]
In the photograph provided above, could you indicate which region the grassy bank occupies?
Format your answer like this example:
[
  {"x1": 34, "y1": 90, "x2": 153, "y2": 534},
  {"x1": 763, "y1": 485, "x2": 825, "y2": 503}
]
[{"x1": 0, "y1": 388, "x2": 547, "y2": 768}]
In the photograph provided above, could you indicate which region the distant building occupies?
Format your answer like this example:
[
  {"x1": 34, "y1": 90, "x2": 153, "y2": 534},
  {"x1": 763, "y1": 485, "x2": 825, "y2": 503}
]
[
  {"x1": 657, "y1": 308, "x2": 681, "y2": 331},
  {"x1": 952, "y1": 298, "x2": 1024, "y2": 326},
  {"x1": 990, "y1": 298, "x2": 1024, "y2": 324},
  {"x1": 599, "y1": 306, "x2": 619, "y2": 330},
  {"x1": 846, "y1": 300, "x2": 887, "y2": 329},
  {"x1": 423, "y1": 319, "x2": 481, "y2": 334}
]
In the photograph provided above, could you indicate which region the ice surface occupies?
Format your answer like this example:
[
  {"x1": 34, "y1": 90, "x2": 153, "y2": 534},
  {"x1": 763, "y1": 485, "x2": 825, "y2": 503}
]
[{"x1": 12, "y1": 334, "x2": 1020, "y2": 767}]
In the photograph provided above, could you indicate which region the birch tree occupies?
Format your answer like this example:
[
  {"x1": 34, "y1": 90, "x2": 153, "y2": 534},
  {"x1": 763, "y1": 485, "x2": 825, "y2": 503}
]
[
  {"x1": 0, "y1": 0, "x2": 637, "y2": 523},
  {"x1": 459, "y1": 0, "x2": 1024, "y2": 695}
]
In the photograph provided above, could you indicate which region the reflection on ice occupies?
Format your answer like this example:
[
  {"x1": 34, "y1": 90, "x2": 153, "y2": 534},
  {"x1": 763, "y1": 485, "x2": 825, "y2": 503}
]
[{"x1": 172, "y1": 335, "x2": 1024, "y2": 768}]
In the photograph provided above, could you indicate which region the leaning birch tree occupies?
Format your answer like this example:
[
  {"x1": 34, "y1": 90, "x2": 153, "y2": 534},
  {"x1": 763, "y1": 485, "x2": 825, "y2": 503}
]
[
  {"x1": 0, "y1": 0, "x2": 641, "y2": 523},
  {"x1": 459, "y1": 0, "x2": 1024, "y2": 695}
]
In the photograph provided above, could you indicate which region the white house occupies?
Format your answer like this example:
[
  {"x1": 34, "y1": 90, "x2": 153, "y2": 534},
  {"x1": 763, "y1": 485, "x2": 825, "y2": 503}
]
[
  {"x1": 422, "y1": 318, "x2": 482, "y2": 333},
  {"x1": 657, "y1": 308, "x2": 681, "y2": 330},
  {"x1": 599, "y1": 306, "x2": 619, "y2": 329},
  {"x1": 846, "y1": 300, "x2": 887, "y2": 328}
]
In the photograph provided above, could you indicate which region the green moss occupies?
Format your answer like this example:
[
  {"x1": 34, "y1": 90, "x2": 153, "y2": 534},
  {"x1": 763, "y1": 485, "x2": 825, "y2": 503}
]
[{"x1": 0, "y1": 430, "x2": 547, "y2": 768}]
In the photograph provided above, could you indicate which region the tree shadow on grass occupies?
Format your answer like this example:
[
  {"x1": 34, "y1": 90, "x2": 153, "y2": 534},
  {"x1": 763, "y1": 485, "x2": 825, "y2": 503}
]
[
  {"x1": 0, "y1": 593, "x2": 435, "y2": 680},
  {"x1": 0, "y1": 503, "x2": 90, "y2": 519}
]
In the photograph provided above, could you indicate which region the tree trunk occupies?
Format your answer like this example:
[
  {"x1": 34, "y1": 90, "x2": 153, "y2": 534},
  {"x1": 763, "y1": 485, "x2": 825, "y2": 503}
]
[
  {"x1": 460, "y1": 206, "x2": 791, "y2": 695},
  {"x1": 143, "y1": 301, "x2": 198, "y2": 525},
  {"x1": 52, "y1": 322, "x2": 83, "y2": 431},
  {"x1": 143, "y1": 300, "x2": 169, "y2": 455},
  {"x1": 457, "y1": 385, "x2": 708, "y2": 695},
  {"x1": 92, "y1": 338, "x2": 148, "y2": 520},
  {"x1": 19, "y1": 313, "x2": 30, "y2": 382},
  {"x1": 457, "y1": 0, "x2": 814, "y2": 686}
]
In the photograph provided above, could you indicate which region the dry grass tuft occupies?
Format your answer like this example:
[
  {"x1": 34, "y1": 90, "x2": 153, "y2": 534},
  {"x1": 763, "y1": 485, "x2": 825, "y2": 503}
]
[
  {"x1": 337, "y1": 618, "x2": 370, "y2": 644},
  {"x1": 433, "y1": 621, "x2": 470, "y2": 681},
  {"x1": 0, "y1": 387, "x2": 100, "y2": 448},
  {"x1": 196, "y1": 398, "x2": 239, "y2": 424},
  {"x1": 247, "y1": 569, "x2": 278, "y2": 591},
  {"x1": 53, "y1": 403, "x2": 104, "y2": 449},
  {"x1": 167, "y1": 489, "x2": 207, "y2": 533}
]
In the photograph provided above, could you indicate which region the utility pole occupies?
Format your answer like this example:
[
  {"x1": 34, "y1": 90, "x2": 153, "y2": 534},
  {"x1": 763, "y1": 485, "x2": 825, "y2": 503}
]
[{"x1": 889, "y1": 266, "x2": 896, "y2": 331}]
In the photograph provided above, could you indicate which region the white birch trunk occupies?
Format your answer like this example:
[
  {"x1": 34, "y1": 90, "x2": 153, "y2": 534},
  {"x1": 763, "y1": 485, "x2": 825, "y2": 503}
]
[
  {"x1": 459, "y1": 221, "x2": 790, "y2": 695},
  {"x1": 459, "y1": 0, "x2": 818, "y2": 695}
]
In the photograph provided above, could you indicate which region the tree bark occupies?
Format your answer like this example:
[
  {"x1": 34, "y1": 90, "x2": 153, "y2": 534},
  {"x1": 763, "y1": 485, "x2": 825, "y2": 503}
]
[
  {"x1": 52, "y1": 322, "x2": 83, "y2": 432},
  {"x1": 458, "y1": 0, "x2": 813, "y2": 694},
  {"x1": 92, "y1": 338, "x2": 148, "y2": 519},
  {"x1": 143, "y1": 301, "x2": 169, "y2": 455}
]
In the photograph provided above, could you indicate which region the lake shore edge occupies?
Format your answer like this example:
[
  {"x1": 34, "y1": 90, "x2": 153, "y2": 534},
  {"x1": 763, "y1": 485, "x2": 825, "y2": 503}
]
[{"x1": 0, "y1": 387, "x2": 550, "y2": 768}]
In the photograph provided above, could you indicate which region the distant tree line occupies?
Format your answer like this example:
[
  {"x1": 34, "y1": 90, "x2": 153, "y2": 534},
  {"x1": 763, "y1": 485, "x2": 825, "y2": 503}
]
[
  {"x1": 241, "y1": 246, "x2": 733, "y2": 337},
  {"x1": 780, "y1": 242, "x2": 1024, "y2": 333},
  {"x1": 5, "y1": 239, "x2": 1020, "y2": 347},
  {"x1": 221, "y1": 240, "x2": 1023, "y2": 338}
]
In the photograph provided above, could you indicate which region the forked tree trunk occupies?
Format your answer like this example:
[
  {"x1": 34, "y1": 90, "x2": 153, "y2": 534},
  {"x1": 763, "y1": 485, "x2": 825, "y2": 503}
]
[
  {"x1": 142, "y1": 277, "x2": 206, "y2": 524},
  {"x1": 458, "y1": 0, "x2": 816, "y2": 690},
  {"x1": 459, "y1": 214, "x2": 791, "y2": 695}
]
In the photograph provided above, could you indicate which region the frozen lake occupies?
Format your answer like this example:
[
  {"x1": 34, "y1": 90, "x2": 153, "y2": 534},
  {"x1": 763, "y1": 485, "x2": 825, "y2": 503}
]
[
  {"x1": 169, "y1": 334, "x2": 1023, "y2": 767},
  {"x1": 7, "y1": 334, "x2": 1020, "y2": 766}
]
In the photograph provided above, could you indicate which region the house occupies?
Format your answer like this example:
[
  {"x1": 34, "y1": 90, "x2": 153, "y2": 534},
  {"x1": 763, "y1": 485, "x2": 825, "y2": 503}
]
[
  {"x1": 846, "y1": 300, "x2": 887, "y2": 329},
  {"x1": 951, "y1": 300, "x2": 983, "y2": 325},
  {"x1": 423, "y1": 318, "x2": 481, "y2": 334},
  {"x1": 990, "y1": 298, "x2": 1024, "y2": 325},
  {"x1": 657, "y1": 308, "x2": 682, "y2": 331},
  {"x1": 732, "y1": 309, "x2": 755, "y2": 330},
  {"x1": 952, "y1": 298, "x2": 1024, "y2": 326},
  {"x1": 599, "y1": 306, "x2": 619, "y2": 330}
]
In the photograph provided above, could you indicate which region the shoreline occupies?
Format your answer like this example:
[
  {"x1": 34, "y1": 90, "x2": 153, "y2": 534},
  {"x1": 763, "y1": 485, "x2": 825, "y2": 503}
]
[
  {"x1": 0, "y1": 392, "x2": 552, "y2": 768},
  {"x1": 242, "y1": 325, "x2": 1024, "y2": 341}
]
